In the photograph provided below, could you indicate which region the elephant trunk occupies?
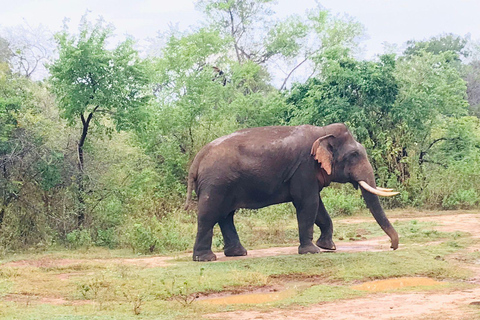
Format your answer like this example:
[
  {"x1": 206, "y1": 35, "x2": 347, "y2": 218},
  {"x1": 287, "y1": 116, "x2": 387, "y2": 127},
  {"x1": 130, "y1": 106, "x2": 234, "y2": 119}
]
[{"x1": 359, "y1": 177, "x2": 399, "y2": 250}]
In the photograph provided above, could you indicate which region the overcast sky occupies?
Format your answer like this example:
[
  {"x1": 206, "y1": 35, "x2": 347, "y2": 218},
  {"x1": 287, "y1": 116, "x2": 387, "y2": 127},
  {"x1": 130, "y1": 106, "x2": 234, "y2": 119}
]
[{"x1": 1, "y1": 0, "x2": 479, "y2": 59}]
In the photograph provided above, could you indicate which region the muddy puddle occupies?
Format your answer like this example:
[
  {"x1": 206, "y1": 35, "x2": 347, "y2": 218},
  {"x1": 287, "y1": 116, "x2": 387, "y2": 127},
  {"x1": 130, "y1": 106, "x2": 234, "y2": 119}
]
[
  {"x1": 351, "y1": 277, "x2": 444, "y2": 292},
  {"x1": 200, "y1": 283, "x2": 308, "y2": 305},
  {"x1": 200, "y1": 289, "x2": 294, "y2": 305},
  {"x1": 200, "y1": 277, "x2": 444, "y2": 305}
]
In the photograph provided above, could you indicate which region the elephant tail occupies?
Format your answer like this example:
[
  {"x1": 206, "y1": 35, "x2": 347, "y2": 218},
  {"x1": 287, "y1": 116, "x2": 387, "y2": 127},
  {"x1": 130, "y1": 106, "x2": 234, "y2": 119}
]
[{"x1": 184, "y1": 169, "x2": 197, "y2": 211}]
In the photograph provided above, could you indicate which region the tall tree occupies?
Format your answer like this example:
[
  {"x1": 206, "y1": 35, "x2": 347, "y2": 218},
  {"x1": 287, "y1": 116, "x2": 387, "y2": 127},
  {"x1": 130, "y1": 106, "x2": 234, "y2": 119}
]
[
  {"x1": 464, "y1": 60, "x2": 480, "y2": 117},
  {"x1": 287, "y1": 50, "x2": 469, "y2": 198},
  {"x1": 403, "y1": 33, "x2": 469, "y2": 62},
  {"x1": 196, "y1": 0, "x2": 364, "y2": 89},
  {"x1": 197, "y1": 0, "x2": 277, "y2": 64},
  {"x1": 2, "y1": 23, "x2": 54, "y2": 79},
  {"x1": 48, "y1": 16, "x2": 150, "y2": 225},
  {"x1": 0, "y1": 37, "x2": 12, "y2": 66}
]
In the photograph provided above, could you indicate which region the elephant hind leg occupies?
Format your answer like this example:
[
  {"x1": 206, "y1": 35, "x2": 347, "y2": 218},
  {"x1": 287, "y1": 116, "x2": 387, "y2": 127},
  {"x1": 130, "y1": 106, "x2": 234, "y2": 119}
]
[
  {"x1": 218, "y1": 211, "x2": 247, "y2": 257},
  {"x1": 315, "y1": 196, "x2": 336, "y2": 250},
  {"x1": 193, "y1": 191, "x2": 239, "y2": 261},
  {"x1": 193, "y1": 215, "x2": 217, "y2": 261},
  {"x1": 193, "y1": 194, "x2": 220, "y2": 261}
]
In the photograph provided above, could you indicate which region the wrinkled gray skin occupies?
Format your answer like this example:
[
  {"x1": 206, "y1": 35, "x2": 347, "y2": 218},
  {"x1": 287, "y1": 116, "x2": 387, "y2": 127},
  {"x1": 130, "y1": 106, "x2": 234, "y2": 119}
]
[{"x1": 185, "y1": 123, "x2": 399, "y2": 261}]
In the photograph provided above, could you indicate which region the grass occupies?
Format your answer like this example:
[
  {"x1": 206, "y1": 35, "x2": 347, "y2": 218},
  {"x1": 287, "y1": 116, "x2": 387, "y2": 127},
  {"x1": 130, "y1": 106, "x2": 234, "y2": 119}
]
[{"x1": 0, "y1": 209, "x2": 478, "y2": 319}]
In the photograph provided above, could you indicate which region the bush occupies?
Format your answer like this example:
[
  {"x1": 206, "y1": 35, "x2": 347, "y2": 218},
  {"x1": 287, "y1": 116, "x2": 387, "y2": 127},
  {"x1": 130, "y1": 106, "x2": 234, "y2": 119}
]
[
  {"x1": 236, "y1": 203, "x2": 297, "y2": 246},
  {"x1": 442, "y1": 188, "x2": 479, "y2": 209},
  {"x1": 126, "y1": 222, "x2": 159, "y2": 254},
  {"x1": 66, "y1": 229, "x2": 93, "y2": 249},
  {"x1": 122, "y1": 211, "x2": 194, "y2": 254},
  {"x1": 95, "y1": 228, "x2": 118, "y2": 248},
  {"x1": 322, "y1": 184, "x2": 365, "y2": 217}
]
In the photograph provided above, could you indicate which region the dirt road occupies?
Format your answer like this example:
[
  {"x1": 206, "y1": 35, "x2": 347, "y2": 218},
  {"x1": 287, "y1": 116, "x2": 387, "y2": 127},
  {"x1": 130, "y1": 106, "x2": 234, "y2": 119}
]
[
  {"x1": 204, "y1": 212, "x2": 480, "y2": 320},
  {"x1": 2, "y1": 211, "x2": 480, "y2": 319}
]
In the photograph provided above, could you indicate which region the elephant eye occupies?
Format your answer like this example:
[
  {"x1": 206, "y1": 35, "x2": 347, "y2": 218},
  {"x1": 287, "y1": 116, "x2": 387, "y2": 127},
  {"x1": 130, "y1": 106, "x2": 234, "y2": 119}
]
[{"x1": 349, "y1": 151, "x2": 360, "y2": 161}]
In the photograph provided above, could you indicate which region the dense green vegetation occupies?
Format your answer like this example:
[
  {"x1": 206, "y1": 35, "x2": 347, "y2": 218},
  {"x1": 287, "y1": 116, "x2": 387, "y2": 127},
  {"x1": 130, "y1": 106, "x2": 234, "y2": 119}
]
[{"x1": 1, "y1": 0, "x2": 480, "y2": 253}]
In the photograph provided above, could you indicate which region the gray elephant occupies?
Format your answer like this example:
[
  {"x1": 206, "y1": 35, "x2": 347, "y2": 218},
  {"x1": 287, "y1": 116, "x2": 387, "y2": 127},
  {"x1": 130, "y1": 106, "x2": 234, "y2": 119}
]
[{"x1": 185, "y1": 123, "x2": 399, "y2": 261}]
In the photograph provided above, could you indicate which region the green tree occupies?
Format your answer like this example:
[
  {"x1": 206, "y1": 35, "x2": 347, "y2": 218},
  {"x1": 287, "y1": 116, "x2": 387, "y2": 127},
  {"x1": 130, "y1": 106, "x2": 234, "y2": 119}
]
[
  {"x1": 2, "y1": 23, "x2": 54, "y2": 79},
  {"x1": 287, "y1": 54, "x2": 398, "y2": 142},
  {"x1": 48, "y1": 16, "x2": 151, "y2": 225},
  {"x1": 197, "y1": 0, "x2": 278, "y2": 64},
  {"x1": 287, "y1": 50, "x2": 469, "y2": 206},
  {"x1": 196, "y1": 0, "x2": 364, "y2": 89},
  {"x1": 394, "y1": 51, "x2": 468, "y2": 146},
  {"x1": 0, "y1": 37, "x2": 11, "y2": 66},
  {"x1": 403, "y1": 33, "x2": 469, "y2": 61}
]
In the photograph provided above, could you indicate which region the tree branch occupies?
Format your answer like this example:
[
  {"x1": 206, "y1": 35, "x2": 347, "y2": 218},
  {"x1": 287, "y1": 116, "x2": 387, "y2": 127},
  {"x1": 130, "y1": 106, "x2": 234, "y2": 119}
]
[
  {"x1": 229, "y1": 8, "x2": 242, "y2": 63},
  {"x1": 280, "y1": 58, "x2": 308, "y2": 91},
  {"x1": 419, "y1": 137, "x2": 460, "y2": 166},
  {"x1": 78, "y1": 106, "x2": 99, "y2": 171}
]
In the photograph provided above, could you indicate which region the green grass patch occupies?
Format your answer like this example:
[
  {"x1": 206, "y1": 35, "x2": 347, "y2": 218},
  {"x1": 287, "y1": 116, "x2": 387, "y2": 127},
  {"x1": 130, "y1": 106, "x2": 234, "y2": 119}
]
[
  {"x1": 0, "y1": 211, "x2": 476, "y2": 319},
  {"x1": 282, "y1": 284, "x2": 365, "y2": 305}
]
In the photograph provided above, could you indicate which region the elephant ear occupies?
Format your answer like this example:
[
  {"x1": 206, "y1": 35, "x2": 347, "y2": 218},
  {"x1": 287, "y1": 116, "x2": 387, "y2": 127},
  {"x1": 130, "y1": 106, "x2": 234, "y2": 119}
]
[{"x1": 311, "y1": 135, "x2": 334, "y2": 175}]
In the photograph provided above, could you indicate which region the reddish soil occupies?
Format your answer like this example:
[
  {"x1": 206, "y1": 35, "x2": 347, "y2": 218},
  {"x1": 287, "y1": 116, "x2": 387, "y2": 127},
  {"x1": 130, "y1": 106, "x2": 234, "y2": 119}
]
[
  {"x1": 4, "y1": 293, "x2": 92, "y2": 306},
  {"x1": 204, "y1": 212, "x2": 480, "y2": 319},
  {"x1": 2, "y1": 211, "x2": 480, "y2": 318},
  {"x1": 204, "y1": 288, "x2": 480, "y2": 319},
  {"x1": 3, "y1": 255, "x2": 175, "y2": 268}
]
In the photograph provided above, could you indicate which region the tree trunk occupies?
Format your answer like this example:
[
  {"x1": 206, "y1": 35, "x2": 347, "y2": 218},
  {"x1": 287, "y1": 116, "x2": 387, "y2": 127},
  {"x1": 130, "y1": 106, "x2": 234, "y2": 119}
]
[
  {"x1": 228, "y1": 9, "x2": 242, "y2": 63},
  {"x1": 0, "y1": 207, "x2": 4, "y2": 229},
  {"x1": 76, "y1": 108, "x2": 97, "y2": 227}
]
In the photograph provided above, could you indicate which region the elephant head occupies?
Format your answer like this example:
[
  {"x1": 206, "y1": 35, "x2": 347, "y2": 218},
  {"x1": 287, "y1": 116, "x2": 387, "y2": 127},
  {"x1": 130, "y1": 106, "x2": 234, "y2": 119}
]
[{"x1": 311, "y1": 124, "x2": 399, "y2": 249}]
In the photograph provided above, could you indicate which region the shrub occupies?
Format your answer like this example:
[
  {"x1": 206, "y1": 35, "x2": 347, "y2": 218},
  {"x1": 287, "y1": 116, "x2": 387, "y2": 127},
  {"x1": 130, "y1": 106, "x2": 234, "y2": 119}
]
[
  {"x1": 322, "y1": 184, "x2": 365, "y2": 217},
  {"x1": 442, "y1": 188, "x2": 479, "y2": 209},
  {"x1": 66, "y1": 229, "x2": 93, "y2": 249},
  {"x1": 122, "y1": 211, "x2": 194, "y2": 254}
]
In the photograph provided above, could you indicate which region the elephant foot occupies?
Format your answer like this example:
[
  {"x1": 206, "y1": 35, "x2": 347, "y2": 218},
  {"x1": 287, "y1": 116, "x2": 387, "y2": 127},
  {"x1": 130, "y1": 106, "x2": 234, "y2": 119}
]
[
  {"x1": 298, "y1": 243, "x2": 321, "y2": 255},
  {"x1": 224, "y1": 245, "x2": 247, "y2": 257},
  {"x1": 316, "y1": 237, "x2": 336, "y2": 251},
  {"x1": 193, "y1": 251, "x2": 217, "y2": 262}
]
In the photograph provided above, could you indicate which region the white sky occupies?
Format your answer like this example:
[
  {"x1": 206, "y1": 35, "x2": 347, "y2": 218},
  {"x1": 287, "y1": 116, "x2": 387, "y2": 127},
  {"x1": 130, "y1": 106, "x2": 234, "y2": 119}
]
[{"x1": 1, "y1": 0, "x2": 479, "y2": 58}]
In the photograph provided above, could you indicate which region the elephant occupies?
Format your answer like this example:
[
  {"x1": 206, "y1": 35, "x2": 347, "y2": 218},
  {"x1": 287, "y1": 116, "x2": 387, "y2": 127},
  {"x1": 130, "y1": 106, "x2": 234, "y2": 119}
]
[{"x1": 185, "y1": 123, "x2": 399, "y2": 261}]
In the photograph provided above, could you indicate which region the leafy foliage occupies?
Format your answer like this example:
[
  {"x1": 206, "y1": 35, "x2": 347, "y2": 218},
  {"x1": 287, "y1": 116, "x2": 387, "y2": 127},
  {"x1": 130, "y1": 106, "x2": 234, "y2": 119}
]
[
  {"x1": 404, "y1": 33, "x2": 469, "y2": 61},
  {"x1": 1, "y1": 2, "x2": 480, "y2": 253},
  {"x1": 49, "y1": 16, "x2": 150, "y2": 132}
]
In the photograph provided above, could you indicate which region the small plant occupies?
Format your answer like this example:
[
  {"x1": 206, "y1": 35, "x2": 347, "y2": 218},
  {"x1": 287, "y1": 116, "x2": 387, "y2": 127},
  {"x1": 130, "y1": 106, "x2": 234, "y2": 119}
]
[
  {"x1": 126, "y1": 222, "x2": 159, "y2": 254},
  {"x1": 123, "y1": 214, "x2": 193, "y2": 254},
  {"x1": 122, "y1": 290, "x2": 144, "y2": 315},
  {"x1": 66, "y1": 229, "x2": 93, "y2": 249},
  {"x1": 173, "y1": 280, "x2": 198, "y2": 306},
  {"x1": 116, "y1": 265, "x2": 134, "y2": 279},
  {"x1": 95, "y1": 228, "x2": 117, "y2": 248},
  {"x1": 76, "y1": 275, "x2": 112, "y2": 306},
  {"x1": 162, "y1": 277, "x2": 199, "y2": 307}
]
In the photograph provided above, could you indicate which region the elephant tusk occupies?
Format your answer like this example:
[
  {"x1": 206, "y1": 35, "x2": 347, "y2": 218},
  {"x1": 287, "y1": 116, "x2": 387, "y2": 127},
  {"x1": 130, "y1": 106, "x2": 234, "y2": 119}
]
[
  {"x1": 358, "y1": 181, "x2": 399, "y2": 197},
  {"x1": 376, "y1": 187, "x2": 394, "y2": 192}
]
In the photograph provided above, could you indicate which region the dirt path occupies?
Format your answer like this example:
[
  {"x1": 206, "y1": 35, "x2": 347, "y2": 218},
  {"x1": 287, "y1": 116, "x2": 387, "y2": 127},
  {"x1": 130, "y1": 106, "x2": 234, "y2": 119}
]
[
  {"x1": 2, "y1": 255, "x2": 176, "y2": 268},
  {"x1": 2, "y1": 211, "x2": 480, "y2": 319},
  {"x1": 205, "y1": 212, "x2": 480, "y2": 320},
  {"x1": 214, "y1": 236, "x2": 390, "y2": 262},
  {"x1": 204, "y1": 288, "x2": 480, "y2": 320}
]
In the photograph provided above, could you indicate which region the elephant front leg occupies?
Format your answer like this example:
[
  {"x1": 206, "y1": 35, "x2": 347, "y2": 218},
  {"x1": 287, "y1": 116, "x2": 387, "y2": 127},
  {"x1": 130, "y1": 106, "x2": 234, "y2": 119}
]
[
  {"x1": 315, "y1": 196, "x2": 336, "y2": 250},
  {"x1": 293, "y1": 195, "x2": 321, "y2": 255}
]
